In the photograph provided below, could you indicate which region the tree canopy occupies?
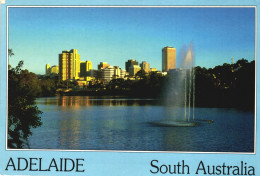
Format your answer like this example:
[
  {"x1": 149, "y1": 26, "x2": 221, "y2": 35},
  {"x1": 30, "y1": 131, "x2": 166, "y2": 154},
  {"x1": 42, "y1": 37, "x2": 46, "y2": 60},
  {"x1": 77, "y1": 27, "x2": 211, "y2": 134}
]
[{"x1": 8, "y1": 51, "x2": 42, "y2": 148}]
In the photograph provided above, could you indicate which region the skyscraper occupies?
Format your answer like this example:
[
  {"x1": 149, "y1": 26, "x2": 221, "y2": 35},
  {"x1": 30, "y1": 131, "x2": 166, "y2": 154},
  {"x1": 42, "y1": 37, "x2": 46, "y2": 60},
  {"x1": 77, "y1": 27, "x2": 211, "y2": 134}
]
[
  {"x1": 125, "y1": 59, "x2": 138, "y2": 72},
  {"x1": 59, "y1": 49, "x2": 80, "y2": 81},
  {"x1": 162, "y1": 46, "x2": 176, "y2": 72}
]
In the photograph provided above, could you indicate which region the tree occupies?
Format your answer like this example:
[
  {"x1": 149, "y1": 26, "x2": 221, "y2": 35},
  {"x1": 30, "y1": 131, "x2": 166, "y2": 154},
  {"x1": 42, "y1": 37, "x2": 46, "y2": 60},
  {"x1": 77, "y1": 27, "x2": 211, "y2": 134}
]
[
  {"x1": 135, "y1": 70, "x2": 147, "y2": 79},
  {"x1": 108, "y1": 78, "x2": 125, "y2": 90},
  {"x1": 8, "y1": 49, "x2": 14, "y2": 58},
  {"x1": 8, "y1": 50, "x2": 42, "y2": 148},
  {"x1": 8, "y1": 49, "x2": 14, "y2": 69}
]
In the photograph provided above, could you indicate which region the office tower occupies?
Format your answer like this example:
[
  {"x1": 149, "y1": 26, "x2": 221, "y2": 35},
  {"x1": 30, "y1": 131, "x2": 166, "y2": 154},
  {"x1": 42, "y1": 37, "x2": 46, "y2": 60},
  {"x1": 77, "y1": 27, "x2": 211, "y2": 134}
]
[
  {"x1": 162, "y1": 46, "x2": 176, "y2": 72},
  {"x1": 59, "y1": 49, "x2": 80, "y2": 81},
  {"x1": 125, "y1": 59, "x2": 138, "y2": 72},
  {"x1": 80, "y1": 60, "x2": 92, "y2": 77},
  {"x1": 129, "y1": 65, "x2": 141, "y2": 76},
  {"x1": 98, "y1": 62, "x2": 110, "y2": 70},
  {"x1": 140, "y1": 61, "x2": 150, "y2": 73}
]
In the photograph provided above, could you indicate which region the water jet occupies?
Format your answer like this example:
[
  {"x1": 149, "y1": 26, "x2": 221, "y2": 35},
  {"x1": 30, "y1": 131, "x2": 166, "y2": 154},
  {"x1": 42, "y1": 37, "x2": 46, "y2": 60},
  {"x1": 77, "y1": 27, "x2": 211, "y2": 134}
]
[{"x1": 151, "y1": 44, "x2": 199, "y2": 127}]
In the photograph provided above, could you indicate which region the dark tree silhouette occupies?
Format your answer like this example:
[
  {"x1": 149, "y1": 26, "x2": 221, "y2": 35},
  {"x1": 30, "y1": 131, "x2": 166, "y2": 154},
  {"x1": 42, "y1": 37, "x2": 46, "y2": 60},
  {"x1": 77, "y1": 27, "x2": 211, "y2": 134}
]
[
  {"x1": 8, "y1": 50, "x2": 42, "y2": 148},
  {"x1": 135, "y1": 70, "x2": 147, "y2": 79}
]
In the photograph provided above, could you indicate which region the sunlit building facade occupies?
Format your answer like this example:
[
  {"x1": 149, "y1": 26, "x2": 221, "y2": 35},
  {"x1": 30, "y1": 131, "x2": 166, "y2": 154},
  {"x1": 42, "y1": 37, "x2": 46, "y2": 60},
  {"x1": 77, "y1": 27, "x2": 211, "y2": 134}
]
[
  {"x1": 140, "y1": 61, "x2": 150, "y2": 73},
  {"x1": 120, "y1": 69, "x2": 126, "y2": 79},
  {"x1": 102, "y1": 66, "x2": 115, "y2": 82},
  {"x1": 129, "y1": 65, "x2": 141, "y2": 76},
  {"x1": 80, "y1": 60, "x2": 92, "y2": 77},
  {"x1": 114, "y1": 66, "x2": 121, "y2": 79},
  {"x1": 50, "y1": 65, "x2": 59, "y2": 74},
  {"x1": 46, "y1": 64, "x2": 59, "y2": 75},
  {"x1": 150, "y1": 68, "x2": 157, "y2": 72},
  {"x1": 46, "y1": 64, "x2": 50, "y2": 75},
  {"x1": 98, "y1": 62, "x2": 110, "y2": 70},
  {"x1": 59, "y1": 49, "x2": 80, "y2": 81},
  {"x1": 162, "y1": 46, "x2": 176, "y2": 72}
]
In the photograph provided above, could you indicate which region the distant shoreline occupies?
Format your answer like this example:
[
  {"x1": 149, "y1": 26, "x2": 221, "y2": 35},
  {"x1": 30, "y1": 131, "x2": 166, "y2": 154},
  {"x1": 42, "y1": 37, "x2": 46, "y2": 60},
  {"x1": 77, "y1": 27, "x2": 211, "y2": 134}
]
[{"x1": 39, "y1": 92, "x2": 255, "y2": 110}]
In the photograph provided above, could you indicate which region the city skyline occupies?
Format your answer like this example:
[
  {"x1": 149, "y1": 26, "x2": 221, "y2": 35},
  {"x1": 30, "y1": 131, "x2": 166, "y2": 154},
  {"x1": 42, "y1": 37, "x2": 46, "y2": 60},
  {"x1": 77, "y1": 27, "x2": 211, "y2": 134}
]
[{"x1": 8, "y1": 7, "x2": 255, "y2": 74}]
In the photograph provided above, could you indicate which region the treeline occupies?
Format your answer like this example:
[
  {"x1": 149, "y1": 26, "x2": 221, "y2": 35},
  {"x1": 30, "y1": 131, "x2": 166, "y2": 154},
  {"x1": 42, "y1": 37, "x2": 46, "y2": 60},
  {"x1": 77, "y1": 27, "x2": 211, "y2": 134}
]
[
  {"x1": 195, "y1": 59, "x2": 255, "y2": 109},
  {"x1": 64, "y1": 71, "x2": 166, "y2": 97}
]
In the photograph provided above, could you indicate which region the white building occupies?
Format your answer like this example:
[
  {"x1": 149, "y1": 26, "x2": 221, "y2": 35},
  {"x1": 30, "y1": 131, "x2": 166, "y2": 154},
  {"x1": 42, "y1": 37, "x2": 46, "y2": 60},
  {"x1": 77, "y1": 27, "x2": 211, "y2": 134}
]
[
  {"x1": 102, "y1": 66, "x2": 115, "y2": 82},
  {"x1": 120, "y1": 69, "x2": 126, "y2": 79}
]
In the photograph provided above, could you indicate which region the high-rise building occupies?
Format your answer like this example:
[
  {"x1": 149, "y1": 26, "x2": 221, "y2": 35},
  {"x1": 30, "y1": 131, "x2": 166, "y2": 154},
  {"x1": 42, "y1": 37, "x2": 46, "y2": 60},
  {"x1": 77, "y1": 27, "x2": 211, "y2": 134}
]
[
  {"x1": 125, "y1": 59, "x2": 138, "y2": 72},
  {"x1": 98, "y1": 62, "x2": 110, "y2": 70},
  {"x1": 140, "y1": 61, "x2": 150, "y2": 73},
  {"x1": 59, "y1": 49, "x2": 80, "y2": 81},
  {"x1": 162, "y1": 46, "x2": 176, "y2": 72},
  {"x1": 80, "y1": 60, "x2": 92, "y2": 77}
]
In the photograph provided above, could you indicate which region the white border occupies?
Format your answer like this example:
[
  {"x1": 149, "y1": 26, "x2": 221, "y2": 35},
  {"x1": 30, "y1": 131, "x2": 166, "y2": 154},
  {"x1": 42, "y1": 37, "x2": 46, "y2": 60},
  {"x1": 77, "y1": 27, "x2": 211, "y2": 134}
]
[{"x1": 5, "y1": 5, "x2": 257, "y2": 154}]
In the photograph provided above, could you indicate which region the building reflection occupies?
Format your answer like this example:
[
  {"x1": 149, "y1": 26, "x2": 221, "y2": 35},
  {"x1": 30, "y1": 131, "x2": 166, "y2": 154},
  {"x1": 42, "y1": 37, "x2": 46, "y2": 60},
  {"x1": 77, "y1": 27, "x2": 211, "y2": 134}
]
[{"x1": 39, "y1": 96, "x2": 158, "y2": 107}]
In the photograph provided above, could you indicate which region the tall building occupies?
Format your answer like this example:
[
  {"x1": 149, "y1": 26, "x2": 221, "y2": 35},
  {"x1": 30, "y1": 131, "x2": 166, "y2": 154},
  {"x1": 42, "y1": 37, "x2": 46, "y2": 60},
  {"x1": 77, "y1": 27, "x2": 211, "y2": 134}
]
[
  {"x1": 140, "y1": 61, "x2": 150, "y2": 73},
  {"x1": 80, "y1": 60, "x2": 92, "y2": 77},
  {"x1": 98, "y1": 62, "x2": 110, "y2": 70},
  {"x1": 59, "y1": 49, "x2": 80, "y2": 81},
  {"x1": 162, "y1": 46, "x2": 176, "y2": 72},
  {"x1": 125, "y1": 59, "x2": 138, "y2": 72}
]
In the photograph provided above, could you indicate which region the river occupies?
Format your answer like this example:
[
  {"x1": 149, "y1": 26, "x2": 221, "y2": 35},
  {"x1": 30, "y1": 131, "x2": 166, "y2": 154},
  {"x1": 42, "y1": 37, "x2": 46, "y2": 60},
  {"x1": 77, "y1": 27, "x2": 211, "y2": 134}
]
[{"x1": 27, "y1": 96, "x2": 254, "y2": 152}]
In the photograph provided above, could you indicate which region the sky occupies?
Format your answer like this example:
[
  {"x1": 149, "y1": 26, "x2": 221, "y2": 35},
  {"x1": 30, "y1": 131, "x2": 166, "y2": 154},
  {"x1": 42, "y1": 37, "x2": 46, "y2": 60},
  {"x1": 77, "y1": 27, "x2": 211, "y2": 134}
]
[{"x1": 8, "y1": 7, "x2": 255, "y2": 74}]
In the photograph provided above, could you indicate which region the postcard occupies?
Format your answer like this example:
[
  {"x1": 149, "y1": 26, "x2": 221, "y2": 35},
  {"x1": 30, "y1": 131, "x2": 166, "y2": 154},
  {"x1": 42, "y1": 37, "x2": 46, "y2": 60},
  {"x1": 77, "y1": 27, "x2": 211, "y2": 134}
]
[{"x1": 0, "y1": 0, "x2": 259, "y2": 175}]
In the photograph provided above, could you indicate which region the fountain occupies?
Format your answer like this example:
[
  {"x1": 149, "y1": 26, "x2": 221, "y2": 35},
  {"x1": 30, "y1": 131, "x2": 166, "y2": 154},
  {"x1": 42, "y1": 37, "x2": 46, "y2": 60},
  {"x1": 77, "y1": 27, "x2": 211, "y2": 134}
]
[{"x1": 151, "y1": 44, "x2": 199, "y2": 127}]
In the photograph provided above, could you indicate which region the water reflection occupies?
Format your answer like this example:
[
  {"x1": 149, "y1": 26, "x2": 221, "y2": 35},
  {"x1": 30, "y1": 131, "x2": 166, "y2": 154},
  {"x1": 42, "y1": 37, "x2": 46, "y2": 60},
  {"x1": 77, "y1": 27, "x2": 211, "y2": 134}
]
[
  {"x1": 29, "y1": 96, "x2": 254, "y2": 152},
  {"x1": 37, "y1": 96, "x2": 159, "y2": 107}
]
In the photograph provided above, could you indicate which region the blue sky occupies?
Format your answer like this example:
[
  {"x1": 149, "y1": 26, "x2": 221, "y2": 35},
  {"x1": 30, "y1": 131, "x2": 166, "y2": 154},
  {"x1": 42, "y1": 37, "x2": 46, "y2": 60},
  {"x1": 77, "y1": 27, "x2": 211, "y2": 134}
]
[{"x1": 8, "y1": 7, "x2": 255, "y2": 74}]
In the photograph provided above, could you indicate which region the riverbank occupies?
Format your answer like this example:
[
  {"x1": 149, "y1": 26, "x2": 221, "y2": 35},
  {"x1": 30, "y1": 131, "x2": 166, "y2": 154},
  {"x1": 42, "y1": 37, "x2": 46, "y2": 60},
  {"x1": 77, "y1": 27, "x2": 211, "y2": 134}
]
[{"x1": 52, "y1": 90, "x2": 255, "y2": 110}]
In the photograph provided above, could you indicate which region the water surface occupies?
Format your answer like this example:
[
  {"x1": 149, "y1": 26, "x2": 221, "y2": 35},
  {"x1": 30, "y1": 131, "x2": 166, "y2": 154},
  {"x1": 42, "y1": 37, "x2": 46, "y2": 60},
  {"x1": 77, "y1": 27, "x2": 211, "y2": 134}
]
[{"x1": 27, "y1": 96, "x2": 254, "y2": 152}]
